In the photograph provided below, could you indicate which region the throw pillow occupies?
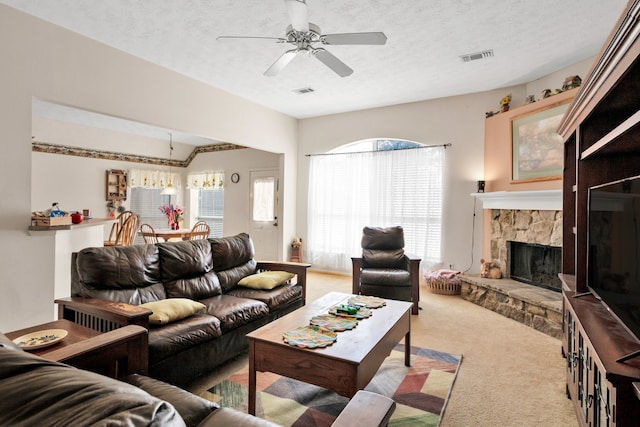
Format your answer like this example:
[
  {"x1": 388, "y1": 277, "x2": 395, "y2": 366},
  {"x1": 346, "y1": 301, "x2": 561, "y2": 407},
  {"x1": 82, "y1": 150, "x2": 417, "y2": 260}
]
[
  {"x1": 237, "y1": 271, "x2": 295, "y2": 290},
  {"x1": 140, "y1": 298, "x2": 206, "y2": 326}
]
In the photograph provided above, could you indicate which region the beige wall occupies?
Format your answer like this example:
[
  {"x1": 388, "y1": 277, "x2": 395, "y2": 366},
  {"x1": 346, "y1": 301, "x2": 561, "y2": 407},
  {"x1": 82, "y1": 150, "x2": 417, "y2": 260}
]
[
  {"x1": 0, "y1": 3, "x2": 598, "y2": 331},
  {"x1": 0, "y1": 5, "x2": 296, "y2": 331}
]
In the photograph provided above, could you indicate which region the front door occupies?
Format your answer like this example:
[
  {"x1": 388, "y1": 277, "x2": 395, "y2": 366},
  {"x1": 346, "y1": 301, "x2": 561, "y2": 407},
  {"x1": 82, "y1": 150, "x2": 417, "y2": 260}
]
[{"x1": 249, "y1": 169, "x2": 279, "y2": 260}]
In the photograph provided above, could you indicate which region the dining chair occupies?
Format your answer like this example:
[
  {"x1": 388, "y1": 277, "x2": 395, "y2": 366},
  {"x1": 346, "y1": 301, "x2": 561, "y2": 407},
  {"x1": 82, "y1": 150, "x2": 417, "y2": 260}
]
[
  {"x1": 104, "y1": 211, "x2": 135, "y2": 246},
  {"x1": 140, "y1": 223, "x2": 160, "y2": 244},
  {"x1": 104, "y1": 212, "x2": 139, "y2": 246},
  {"x1": 188, "y1": 221, "x2": 210, "y2": 240}
]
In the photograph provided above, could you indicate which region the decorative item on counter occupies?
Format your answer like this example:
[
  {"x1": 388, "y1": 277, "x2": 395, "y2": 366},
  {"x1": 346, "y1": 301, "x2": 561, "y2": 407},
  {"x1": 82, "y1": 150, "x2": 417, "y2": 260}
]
[
  {"x1": 159, "y1": 203, "x2": 183, "y2": 230},
  {"x1": 49, "y1": 202, "x2": 64, "y2": 217},
  {"x1": 500, "y1": 94, "x2": 511, "y2": 112},
  {"x1": 70, "y1": 212, "x2": 84, "y2": 224}
]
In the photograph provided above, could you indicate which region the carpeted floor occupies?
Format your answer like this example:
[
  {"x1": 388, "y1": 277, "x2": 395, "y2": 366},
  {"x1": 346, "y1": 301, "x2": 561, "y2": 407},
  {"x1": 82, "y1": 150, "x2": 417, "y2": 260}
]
[{"x1": 204, "y1": 344, "x2": 461, "y2": 427}]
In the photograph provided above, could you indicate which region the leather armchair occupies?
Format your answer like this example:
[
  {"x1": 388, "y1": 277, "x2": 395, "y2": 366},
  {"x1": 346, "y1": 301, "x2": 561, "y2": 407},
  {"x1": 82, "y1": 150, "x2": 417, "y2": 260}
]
[{"x1": 352, "y1": 226, "x2": 420, "y2": 315}]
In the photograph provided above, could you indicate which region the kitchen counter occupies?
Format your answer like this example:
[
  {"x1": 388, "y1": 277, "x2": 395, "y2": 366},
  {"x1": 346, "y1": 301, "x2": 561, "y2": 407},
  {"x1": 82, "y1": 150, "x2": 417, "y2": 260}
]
[{"x1": 28, "y1": 217, "x2": 116, "y2": 232}]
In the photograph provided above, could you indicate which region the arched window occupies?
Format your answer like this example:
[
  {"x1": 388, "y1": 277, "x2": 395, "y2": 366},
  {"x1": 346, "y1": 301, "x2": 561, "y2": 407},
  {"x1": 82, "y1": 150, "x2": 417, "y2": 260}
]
[{"x1": 307, "y1": 138, "x2": 444, "y2": 271}]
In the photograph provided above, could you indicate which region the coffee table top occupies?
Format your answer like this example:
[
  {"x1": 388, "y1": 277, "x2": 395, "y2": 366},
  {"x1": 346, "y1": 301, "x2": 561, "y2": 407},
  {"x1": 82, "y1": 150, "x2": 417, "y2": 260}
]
[{"x1": 247, "y1": 292, "x2": 412, "y2": 364}]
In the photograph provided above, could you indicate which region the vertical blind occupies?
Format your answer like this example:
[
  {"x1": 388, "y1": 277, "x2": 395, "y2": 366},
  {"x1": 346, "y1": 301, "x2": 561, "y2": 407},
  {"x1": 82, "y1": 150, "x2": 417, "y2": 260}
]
[{"x1": 307, "y1": 145, "x2": 444, "y2": 272}]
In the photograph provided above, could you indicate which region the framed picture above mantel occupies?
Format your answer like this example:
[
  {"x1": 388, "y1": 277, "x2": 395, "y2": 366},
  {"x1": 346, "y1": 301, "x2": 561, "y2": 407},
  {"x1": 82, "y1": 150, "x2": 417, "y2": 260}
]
[{"x1": 511, "y1": 100, "x2": 570, "y2": 183}]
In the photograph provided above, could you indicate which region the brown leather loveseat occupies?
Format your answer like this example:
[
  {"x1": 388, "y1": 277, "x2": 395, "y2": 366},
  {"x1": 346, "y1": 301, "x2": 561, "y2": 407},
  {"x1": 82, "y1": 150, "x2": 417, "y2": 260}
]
[
  {"x1": 56, "y1": 232, "x2": 310, "y2": 385},
  {"x1": 0, "y1": 332, "x2": 395, "y2": 427}
]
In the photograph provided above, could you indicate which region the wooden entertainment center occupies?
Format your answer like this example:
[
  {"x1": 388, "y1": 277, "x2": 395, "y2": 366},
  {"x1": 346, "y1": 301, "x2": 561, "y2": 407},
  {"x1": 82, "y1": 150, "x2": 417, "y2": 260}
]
[{"x1": 558, "y1": 1, "x2": 640, "y2": 425}]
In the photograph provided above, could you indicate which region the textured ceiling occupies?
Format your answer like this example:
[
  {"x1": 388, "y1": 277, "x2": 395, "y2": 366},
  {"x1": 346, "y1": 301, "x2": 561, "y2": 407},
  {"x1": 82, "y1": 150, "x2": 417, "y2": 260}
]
[{"x1": 1, "y1": 0, "x2": 628, "y2": 140}]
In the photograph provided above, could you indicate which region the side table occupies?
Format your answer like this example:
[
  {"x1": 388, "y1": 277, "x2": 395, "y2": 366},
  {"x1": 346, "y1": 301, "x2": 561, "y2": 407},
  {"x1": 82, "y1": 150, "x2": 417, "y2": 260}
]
[{"x1": 6, "y1": 319, "x2": 148, "y2": 378}]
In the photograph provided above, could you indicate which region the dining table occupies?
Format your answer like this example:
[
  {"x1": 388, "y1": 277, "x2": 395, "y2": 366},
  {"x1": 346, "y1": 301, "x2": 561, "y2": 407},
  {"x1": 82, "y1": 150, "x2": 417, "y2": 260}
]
[{"x1": 152, "y1": 228, "x2": 194, "y2": 241}]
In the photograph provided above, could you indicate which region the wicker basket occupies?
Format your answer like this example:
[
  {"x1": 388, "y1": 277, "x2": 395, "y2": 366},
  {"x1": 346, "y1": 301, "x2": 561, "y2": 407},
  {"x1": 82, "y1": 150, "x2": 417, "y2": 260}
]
[{"x1": 425, "y1": 278, "x2": 461, "y2": 295}]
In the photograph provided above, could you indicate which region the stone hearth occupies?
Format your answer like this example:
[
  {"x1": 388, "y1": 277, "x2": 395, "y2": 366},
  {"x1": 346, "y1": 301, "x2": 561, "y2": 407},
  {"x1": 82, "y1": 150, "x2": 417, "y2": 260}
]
[{"x1": 459, "y1": 275, "x2": 563, "y2": 338}]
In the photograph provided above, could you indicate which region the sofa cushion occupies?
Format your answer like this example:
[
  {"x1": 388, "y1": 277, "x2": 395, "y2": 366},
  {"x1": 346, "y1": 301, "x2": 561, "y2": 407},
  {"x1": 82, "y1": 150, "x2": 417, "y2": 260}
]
[
  {"x1": 0, "y1": 346, "x2": 185, "y2": 426},
  {"x1": 200, "y1": 294, "x2": 269, "y2": 332},
  {"x1": 163, "y1": 271, "x2": 223, "y2": 300},
  {"x1": 209, "y1": 233, "x2": 254, "y2": 272},
  {"x1": 148, "y1": 314, "x2": 222, "y2": 365},
  {"x1": 360, "y1": 268, "x2": 411, "y2": 286},
  {"x1": 216, "y1": 260, "x2": 258, "y2": 292},
  {"x1": 74, "y1": 244, "x2": 166, "y2": 304},
  {"x1": 238, "y1": 271, "x2": 295, "y2": 290},
  {"x1": 141, "y1": 298, "x2": 207, "y2": 326},
  {"x1": 228, "y1": 283, "x2": 303, "y2": 311},
  {"x1": 158, "y1": 240, "x2": 213, "y2": 281},
  {"x1": 124, "y1": 373, "x2": 219, "y2": 427}
]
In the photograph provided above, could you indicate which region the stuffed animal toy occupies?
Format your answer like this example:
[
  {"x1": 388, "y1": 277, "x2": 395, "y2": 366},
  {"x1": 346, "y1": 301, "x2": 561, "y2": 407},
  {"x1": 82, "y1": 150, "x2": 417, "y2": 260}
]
[{"x1": 480, "y1": 259, "x2": 502, "y2": 279}]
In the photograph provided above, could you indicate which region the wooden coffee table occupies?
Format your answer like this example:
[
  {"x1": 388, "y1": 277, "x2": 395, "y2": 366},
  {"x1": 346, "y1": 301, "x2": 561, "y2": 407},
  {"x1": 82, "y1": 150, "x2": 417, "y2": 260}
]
[{"x1": 246, "y1": 291, "x2": 412, "y2": 415}]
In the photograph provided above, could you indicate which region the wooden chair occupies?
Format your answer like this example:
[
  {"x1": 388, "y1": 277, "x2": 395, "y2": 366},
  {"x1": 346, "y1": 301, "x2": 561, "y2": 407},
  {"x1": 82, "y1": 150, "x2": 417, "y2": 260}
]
[
  {"x1": 188, "y1": 221, "x2": 210, "y2": 240},
  {"x1": 105, "y1": 211, "x2": 135, "y2": 245},
  {"x1": 140, "y1": 223, "x2": 160, "y2": 244},
  {"x1": 104, "y1": 212, "x2": 139, "y2": 246}
]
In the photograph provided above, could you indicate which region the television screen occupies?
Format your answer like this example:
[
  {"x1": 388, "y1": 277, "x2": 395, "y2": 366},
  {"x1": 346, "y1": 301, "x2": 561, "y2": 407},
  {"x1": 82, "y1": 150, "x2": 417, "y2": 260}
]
[{"x1": 588, "y1": 176, "x2": 640, "y2": 342}]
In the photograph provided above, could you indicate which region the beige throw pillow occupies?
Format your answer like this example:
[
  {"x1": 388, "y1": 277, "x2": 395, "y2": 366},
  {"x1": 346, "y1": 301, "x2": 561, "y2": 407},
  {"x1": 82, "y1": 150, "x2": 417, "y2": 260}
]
[
  {"x1": 140, "y1": 298, "x2": 206, "y2": 325},
  {"x1": 237, "y1": 271, "x2": 295, "y2": 290}
]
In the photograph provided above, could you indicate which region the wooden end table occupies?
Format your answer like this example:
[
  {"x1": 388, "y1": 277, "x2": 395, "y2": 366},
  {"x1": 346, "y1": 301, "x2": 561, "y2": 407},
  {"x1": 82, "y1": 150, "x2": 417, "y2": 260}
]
[
  {"x1": 6, "y1": 319, "x2": 148, "y2": 378},
  {"x1": 246, "y1": 292, "x2": 412, "y2": 415}
]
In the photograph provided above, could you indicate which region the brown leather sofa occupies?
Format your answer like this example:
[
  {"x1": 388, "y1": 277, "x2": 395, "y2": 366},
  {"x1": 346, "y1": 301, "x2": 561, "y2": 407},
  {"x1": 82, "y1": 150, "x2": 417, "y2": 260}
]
[
  {"x1": 0, "y1": 332, "x2": 395, "y2": 427},
  {"x1": 56, "y1": 232, "x2": 310, "y2": 385}
]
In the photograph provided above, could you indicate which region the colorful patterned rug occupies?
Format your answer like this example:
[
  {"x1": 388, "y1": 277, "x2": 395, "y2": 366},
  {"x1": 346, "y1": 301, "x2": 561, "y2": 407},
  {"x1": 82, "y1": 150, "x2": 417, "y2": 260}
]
[{"x1": 206, "y1": 344, "x2": 462, "y2": 426}]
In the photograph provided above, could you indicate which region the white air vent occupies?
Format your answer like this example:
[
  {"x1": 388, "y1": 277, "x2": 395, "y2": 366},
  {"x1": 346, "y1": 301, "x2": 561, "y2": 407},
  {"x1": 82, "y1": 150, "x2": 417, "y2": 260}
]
[
  {"x1": 293, "y1": 87, "x2": 315, "y2": 94},
  {"x1": 460, "y1": 49, "x2": 494, "y2": 62}
]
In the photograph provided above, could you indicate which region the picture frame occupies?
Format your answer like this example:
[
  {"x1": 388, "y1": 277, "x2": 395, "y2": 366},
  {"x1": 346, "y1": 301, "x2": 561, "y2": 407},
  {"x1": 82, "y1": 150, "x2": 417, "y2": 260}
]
[{"x1": 511, "y1": 101, "x2": 570, "y2": 182}]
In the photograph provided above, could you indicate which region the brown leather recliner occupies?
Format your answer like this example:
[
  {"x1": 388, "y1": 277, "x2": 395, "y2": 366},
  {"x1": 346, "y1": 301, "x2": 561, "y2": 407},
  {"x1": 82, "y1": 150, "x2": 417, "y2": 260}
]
[{"x1": 352, "y1": 226, "x2": 421, "y2": 315}]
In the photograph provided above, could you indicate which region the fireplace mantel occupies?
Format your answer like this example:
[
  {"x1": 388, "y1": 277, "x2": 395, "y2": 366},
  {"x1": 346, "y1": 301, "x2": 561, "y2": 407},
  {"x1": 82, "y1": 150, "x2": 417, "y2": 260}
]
[{"x1": 472, "y1": 189, "x2": 562, "y2": 210}]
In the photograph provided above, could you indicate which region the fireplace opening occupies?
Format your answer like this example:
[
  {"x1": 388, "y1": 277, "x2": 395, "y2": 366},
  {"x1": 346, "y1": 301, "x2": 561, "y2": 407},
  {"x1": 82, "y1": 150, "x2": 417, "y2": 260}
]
[{"x1": 508, "y1": 241, "x2": 561, "y2": 292}]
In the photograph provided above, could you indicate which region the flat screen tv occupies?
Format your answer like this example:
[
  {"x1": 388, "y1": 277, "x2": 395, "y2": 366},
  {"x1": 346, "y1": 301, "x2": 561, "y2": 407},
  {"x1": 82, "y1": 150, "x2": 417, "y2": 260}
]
[{"x1": 588, "y1": 175, "x2": 640, "y2": 343}]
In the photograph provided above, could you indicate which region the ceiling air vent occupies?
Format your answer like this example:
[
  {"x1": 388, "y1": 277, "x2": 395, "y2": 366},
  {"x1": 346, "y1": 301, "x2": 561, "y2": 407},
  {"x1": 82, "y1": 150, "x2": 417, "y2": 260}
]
[
  {"x1": 460, "y1": 49, "x2": 494, "y2": 63},
  {"x1": 293, "y1": 87, "x2": 315, "y2": 94}
]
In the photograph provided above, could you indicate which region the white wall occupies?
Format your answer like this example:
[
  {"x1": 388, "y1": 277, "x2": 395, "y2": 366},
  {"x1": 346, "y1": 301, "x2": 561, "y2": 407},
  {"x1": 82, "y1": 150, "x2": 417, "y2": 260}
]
[
  {"x1": 0, "y1": 5, "x2": 297, "y2": 331},
  {"x1": 296, "y1": 58, "x2": 596, "y2": 275}
]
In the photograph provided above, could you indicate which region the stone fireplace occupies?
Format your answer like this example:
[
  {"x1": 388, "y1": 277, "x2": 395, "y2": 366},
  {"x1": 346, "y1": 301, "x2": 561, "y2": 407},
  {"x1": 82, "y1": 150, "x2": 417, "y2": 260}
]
[
  {"x1": 459, "y1": 190, "x2": 564, "y2": 338},
  {"x1": 491, "y1": 209, "x2": 563, "y2": 290}
]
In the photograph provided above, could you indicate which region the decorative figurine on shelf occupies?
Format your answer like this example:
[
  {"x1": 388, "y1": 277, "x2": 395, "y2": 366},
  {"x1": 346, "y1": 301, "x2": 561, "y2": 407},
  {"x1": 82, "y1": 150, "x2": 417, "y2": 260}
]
[
  {"x1": 562, "y1": 75, "x2": 582, "y2": 91},
  {"x1": 480, "y1": 259, "x2": 502, "y2": 279},
  {"x1": 525, "y1": 94, "x2": 536, "y2": 104},
  {"x1": 500, "y1": 94, "x2": 511, "y2": 112},
  {"x1": 541, "y1": 89, "x2": 553, "y2": 99}
]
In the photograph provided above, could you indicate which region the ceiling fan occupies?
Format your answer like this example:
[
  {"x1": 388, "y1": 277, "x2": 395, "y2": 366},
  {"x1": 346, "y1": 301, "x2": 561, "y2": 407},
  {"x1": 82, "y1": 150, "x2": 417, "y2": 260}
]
[{"x1": 216, "y1": 0, "x2": 387, "y2": 77}]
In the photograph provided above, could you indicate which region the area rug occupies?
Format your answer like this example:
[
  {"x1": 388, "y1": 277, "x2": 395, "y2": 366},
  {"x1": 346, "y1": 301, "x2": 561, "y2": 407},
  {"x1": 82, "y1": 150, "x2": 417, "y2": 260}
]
[{"x1": 206, "y1": 344, "x2": 462, "y2": 426}]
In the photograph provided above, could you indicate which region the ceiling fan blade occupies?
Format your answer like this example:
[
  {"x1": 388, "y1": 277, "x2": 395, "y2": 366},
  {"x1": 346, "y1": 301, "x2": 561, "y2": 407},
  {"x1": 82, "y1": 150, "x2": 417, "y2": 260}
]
[
  {"x1": 217, "y1": 35, "x2": 286, "y2": 43},
  {"x1": 313, "y1": 48, "x2": 353, "y2": 77},
  {"x1": 322, "y1": 32, "x2": 387, "y2": 45},
  {"x1": 284, "y1": 0, "x2": 309, "y2": 32},
  {"x1": 264, "y1": 49, "x2": 298, "y2": 76}
]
